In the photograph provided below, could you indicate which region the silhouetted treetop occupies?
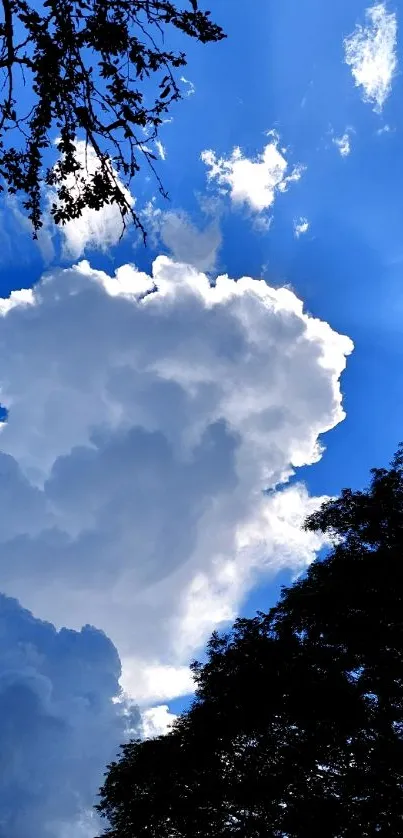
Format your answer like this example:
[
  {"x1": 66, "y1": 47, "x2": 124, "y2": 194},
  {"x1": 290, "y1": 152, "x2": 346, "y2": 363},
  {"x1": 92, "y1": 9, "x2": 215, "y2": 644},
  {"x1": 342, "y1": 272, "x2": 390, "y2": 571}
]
[
  {"x1": 97, "y1": 446, "x2": 403, "y2": 837},
  {"x1": 0, "y1": 0, "x2": 224, "y2": 235}
]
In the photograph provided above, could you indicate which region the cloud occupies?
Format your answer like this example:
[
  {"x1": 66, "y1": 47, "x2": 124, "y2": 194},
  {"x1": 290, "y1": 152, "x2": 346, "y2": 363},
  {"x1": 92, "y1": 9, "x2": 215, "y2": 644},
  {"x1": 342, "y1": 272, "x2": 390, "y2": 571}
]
[
  {"x1": 333, "y1": 134, "x2": 351, "y2": 157},
  {"x1": 332, "y1": 132, "x2": 352, "y2": 157},
  {"x1": 201, "y1": 133, "x2": 304, "y2": 216},
  {"x1": 294, "y1": 217, "x2": 310, "y2": 238},
  {"x1": 0, "y1": 592, "x2": 139, "y2": 838},
  {"x1": 167, "y1": 482, "x2": 332, "y2": 663},
  {"x1": 155, "y1": 139, "x2": 166, "y2": 160},
  {"x1": 122, "y1": 664, "x2": 195, "y2": 706},
  {"x1": 344, "y1": 3, "x2": 397, "y2": 112},
  {"x1": 51, "y1": 140, "x2": 135, "y2": 260},
  {"x1": 142, "y1": 202, "x2": 222, "y2": 272},
  {"x1": 141, "y1": 704, "x2": 177, "y2": 738},
  {"x1": 328, "y1": 126, "x2": 355, "y2": 157},
  {"x1": 0, "y1": 256, "x2": 352, "y2": 705},
  {"x1": 161, "y1": 212, "x2": 221, "y2": 272},
  {"x1": 2, "y1": 194, "x2": 55, "y2": 264},
  {"x1": 180, "y1": 76, "x2": 196, "y2": 96}
]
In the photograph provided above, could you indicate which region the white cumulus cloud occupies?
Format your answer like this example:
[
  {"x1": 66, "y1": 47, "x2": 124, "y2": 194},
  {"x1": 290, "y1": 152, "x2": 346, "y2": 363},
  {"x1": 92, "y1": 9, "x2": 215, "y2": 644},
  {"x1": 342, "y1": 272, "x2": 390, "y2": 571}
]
[
  {"x1": 344, "y1": 3, "x2": 397, "y2": 112},
  {"x1": 201, "y1": 134, "x2": 304, "y2": 215},
  {"x1": 0, "y1": 256, "x2": 352, "y2": 705}
]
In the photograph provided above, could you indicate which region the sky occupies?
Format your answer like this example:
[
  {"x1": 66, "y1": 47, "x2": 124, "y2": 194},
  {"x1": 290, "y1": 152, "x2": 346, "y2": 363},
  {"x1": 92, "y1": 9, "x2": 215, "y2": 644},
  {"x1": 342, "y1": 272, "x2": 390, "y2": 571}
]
[{"x1": 0, "y1": 0, "x2": 402, "y2": 834}]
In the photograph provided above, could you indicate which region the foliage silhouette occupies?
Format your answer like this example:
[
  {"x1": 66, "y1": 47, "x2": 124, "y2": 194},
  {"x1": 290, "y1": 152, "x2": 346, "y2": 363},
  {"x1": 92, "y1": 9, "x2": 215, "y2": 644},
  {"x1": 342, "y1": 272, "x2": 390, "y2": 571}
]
[
  {"x1": 97, "y1": 446, "x2": 403, "y2": 837},
  {"x1": 0, "y1": 0, "x2": 224, "y2": 236}
]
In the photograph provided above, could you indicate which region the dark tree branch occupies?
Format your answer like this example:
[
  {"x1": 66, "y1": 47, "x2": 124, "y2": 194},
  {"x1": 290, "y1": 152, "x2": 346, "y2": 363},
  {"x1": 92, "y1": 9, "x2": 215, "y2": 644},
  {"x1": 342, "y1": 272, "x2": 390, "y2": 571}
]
[{"x1": 0, "y1": 0, "x2": 225, "y2": 236}]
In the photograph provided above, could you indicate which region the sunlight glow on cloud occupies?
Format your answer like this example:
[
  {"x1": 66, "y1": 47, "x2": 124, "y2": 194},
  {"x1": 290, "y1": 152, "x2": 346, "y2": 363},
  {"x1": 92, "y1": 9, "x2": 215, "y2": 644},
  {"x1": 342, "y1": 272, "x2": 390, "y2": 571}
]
[
  {"x1": 141, "y1": 705, "x2": 177, "y2": 738},
  {"x1": 344, "y1": 2, "x2": 397, "y2": 113},
  {"x1": 0, "y1": 256, "x2": 352, "y2": 707},
  {"x1": 121, "y1": 663, "x2": 195, "y2": 706},
  {"x1": 201, "y1": 133, "x2": 304, "y2": 215}
]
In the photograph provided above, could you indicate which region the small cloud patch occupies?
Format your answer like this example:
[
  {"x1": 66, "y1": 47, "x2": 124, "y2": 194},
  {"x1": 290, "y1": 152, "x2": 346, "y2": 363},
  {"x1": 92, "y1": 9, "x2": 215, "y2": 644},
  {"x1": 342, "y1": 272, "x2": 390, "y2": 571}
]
[
  {"x1": 180, "y1": 76, "x2": 196, "y2": 97},
  {"x1": 294, "y1": 218, "x2": 310, "y2": 238},
  {"x1": 333, "y1": 132, "x2": 352, "y2": 157},
  {"x1": 344, "y1": 3, "x2": 397, "y2": 112},
  {"x1": 201, "y1": 133, "x2": 304, "y2": 218}
]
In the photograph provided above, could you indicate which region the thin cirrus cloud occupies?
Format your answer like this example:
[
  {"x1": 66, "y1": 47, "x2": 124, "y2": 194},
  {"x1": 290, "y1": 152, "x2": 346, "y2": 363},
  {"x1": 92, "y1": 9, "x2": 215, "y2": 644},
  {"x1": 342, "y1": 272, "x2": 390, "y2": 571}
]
[
  {"x1": 201, "y1": 133, "x2": 304, "y2": 218},
  {"x1": 344, "y1": 2, "x2": 397, "y2": 113},
  {"x1": 0, "y1": 255, "x2": 353, "y2": 708}
]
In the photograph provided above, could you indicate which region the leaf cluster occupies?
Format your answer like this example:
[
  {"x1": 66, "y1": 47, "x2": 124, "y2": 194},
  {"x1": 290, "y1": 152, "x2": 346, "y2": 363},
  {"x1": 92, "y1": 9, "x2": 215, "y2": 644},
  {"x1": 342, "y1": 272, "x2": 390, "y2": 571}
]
[{"x1": 0, "y1": 0, "x2": 224, "y2": 236}]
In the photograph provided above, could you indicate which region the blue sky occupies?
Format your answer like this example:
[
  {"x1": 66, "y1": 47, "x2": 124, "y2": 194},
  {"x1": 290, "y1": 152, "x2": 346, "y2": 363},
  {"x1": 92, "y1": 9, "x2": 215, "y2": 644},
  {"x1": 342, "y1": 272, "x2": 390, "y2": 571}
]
[{"x1": 0, "y1": 0, "x2": 401, "y2": 834}]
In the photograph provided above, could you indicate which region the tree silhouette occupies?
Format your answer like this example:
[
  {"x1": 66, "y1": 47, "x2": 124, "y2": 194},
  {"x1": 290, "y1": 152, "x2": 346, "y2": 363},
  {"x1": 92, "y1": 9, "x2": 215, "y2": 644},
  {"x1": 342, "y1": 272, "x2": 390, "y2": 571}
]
[
  {"x1": 0, "y1": 0, "x2": 224, "y2": 236},
  {"x1": 97, "y1": 446, "x2": 403, "y2": 837}
]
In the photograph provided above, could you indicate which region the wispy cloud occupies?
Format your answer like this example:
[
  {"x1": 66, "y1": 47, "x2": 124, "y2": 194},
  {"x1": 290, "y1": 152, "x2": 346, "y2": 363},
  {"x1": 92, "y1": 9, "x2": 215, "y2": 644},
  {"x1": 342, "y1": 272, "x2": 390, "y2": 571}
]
[
  {"x1": 294, "y1": 217, "x2": 310, "y2": 238},
  {"x1": 333, "y1": 132, "x2": 352, "y2": 157},
  {"x1": 155, "y1": 139, "x2": 166, "y2": 160},
  {"x1": 141, "y1": 202, "x2": 222, "y2": 272},
  {"x1": 180, "y1": 76, "x2": 196, "y2": 96},
  {"x1": 344, "y1": 3, "x2": 397, "y2": 112}
]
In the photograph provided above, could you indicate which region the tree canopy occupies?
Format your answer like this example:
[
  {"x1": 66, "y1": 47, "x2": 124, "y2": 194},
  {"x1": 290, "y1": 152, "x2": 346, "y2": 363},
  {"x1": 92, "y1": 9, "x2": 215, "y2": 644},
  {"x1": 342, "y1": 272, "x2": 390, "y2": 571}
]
[
  {"x1": 0, "y1": 0, "x2": 224, "y2": 236},
  {"x1": 97, "y1": 446, "x2": 403, "y2": 838}
]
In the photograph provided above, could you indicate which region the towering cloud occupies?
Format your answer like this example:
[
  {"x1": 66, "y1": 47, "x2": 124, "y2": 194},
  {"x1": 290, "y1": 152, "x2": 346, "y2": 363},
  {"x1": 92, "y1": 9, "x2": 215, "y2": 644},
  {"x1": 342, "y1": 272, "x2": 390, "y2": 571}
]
[
  {"x1": 0, "y1": 593, "x2": 139, "y2": 838},
  {"x1": 0, "y1": 256, "x2": 352, "y2": 703}
]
